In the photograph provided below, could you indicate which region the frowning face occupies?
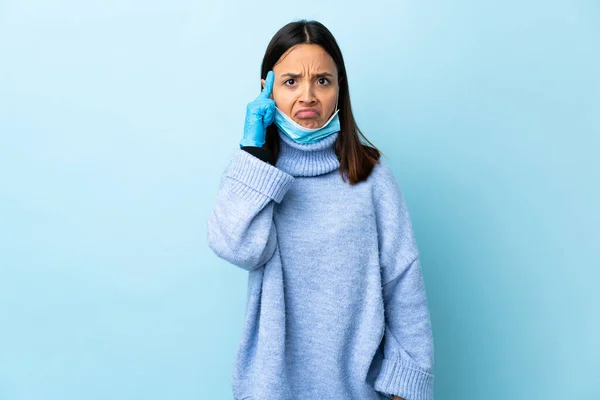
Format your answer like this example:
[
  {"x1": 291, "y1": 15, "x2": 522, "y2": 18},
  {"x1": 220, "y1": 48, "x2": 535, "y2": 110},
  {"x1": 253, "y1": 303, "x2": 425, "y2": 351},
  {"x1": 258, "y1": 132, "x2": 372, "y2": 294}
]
[{"x1": 262, "y1": 44, "x2": 339, "y2": 129}]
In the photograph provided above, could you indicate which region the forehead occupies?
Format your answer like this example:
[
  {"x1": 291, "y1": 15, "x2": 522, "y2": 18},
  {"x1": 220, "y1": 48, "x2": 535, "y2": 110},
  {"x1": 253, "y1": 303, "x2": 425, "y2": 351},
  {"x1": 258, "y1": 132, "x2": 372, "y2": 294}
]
[{"x1": 274, "y1": 44, "x2": 337, "y2": 75}]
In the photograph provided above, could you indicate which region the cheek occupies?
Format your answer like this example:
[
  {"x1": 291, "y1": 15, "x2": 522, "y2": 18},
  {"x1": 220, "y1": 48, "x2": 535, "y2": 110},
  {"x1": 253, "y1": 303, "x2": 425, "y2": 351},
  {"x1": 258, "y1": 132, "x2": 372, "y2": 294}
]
[
  {"x1": 271, "y1": 87, "x2": 280, "y2": 103},
  {"x1": 273, "y1": 91, "x2": 292, "y2": 111}
]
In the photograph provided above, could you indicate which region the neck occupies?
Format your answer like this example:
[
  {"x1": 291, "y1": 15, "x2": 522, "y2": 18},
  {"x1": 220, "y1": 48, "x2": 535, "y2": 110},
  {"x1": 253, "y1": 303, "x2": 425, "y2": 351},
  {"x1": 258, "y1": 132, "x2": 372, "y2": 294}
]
[{"x1": 274, "y1": 128, "x2": 340, "y2": 177}]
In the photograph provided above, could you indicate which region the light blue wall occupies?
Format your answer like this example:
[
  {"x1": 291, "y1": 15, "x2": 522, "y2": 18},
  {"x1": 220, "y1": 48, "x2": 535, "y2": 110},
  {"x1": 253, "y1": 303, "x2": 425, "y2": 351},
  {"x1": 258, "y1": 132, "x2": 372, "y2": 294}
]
[{"x1": 1, "y1": 1, "x2": 598, "y2": 399}]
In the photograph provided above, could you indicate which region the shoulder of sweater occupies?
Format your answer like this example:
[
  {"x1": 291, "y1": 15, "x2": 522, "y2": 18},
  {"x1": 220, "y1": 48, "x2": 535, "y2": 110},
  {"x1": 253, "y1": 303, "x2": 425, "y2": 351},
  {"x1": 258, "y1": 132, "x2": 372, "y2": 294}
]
[
  {"x1": 369, "y1": 158, "x2": 399, "y2": 188},
  {"x1": 369, "y1": 159, "x2": 409, "y2": 207}
]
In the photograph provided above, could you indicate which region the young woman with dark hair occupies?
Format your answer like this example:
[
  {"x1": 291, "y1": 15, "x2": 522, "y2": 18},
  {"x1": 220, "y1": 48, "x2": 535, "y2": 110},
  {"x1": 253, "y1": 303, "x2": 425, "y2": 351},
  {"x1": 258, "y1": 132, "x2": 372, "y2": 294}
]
[{"x1": 208, "y1": 19, "x2": 435, "y2": 400}]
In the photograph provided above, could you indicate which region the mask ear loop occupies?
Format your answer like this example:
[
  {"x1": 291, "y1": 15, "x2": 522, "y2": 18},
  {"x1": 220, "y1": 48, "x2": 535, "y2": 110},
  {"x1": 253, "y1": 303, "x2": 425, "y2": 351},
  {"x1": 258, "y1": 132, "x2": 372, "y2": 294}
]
[{"x1": 333, "y1": 91, "x2": 340, "y2": 115}]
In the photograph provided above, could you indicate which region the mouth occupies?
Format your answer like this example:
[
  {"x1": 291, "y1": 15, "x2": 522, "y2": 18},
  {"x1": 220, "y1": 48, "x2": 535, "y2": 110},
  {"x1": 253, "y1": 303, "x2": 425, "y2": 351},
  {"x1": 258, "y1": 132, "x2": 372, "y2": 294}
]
[{"x1": 296, "y1": 109, "x2": 319, "y2": 119}]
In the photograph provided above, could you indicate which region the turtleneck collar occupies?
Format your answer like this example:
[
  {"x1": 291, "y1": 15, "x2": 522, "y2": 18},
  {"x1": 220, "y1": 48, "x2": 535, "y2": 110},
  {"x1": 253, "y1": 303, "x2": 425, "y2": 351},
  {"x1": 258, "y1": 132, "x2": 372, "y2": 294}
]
[{"x1": 274, "y1": 127, "x2": 340, "y2": 177}]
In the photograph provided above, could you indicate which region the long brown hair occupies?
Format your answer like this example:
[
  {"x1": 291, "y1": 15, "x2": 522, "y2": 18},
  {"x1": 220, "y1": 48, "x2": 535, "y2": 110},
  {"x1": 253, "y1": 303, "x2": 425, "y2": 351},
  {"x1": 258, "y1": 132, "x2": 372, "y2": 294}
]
[{"x1": 261, "y1": 20, "x2": 385, "y2": 185}]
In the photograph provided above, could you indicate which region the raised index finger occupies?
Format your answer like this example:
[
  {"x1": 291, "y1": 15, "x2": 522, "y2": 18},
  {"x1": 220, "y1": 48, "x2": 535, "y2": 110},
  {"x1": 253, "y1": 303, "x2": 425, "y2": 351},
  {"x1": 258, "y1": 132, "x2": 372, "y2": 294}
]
[{"x1": 261, "y1": 70, "x2": 274, "y2": 99}]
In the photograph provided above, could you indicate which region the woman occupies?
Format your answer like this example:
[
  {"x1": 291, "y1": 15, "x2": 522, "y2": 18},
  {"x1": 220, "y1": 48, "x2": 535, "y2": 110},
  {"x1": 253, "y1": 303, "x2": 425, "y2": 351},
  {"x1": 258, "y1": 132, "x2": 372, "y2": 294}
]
[{"x1": 208, "y1": 19, "x2": 434, "y2": 400}]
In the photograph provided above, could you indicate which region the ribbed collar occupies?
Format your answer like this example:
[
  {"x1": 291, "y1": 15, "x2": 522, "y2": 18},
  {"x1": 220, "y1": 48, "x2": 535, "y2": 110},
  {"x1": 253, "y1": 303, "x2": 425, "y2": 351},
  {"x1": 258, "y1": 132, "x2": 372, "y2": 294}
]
[{"x1": 274, "y1": 128, "x2": 340, "y2": 177}]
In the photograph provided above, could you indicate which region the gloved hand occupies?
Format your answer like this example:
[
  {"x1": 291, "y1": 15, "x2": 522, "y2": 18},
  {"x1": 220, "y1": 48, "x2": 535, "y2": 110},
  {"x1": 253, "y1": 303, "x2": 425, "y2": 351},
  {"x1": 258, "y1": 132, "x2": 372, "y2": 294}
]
[{"x1": 240, "y1": 70, "x2": 275, "y2": 148}]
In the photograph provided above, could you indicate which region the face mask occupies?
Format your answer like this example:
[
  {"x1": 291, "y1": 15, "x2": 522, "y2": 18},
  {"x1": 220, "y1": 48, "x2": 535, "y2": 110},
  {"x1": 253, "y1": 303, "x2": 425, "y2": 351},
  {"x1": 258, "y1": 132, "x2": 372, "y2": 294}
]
[{"x1": 273, "y1": 97, "x2": 340, "y2": 144}]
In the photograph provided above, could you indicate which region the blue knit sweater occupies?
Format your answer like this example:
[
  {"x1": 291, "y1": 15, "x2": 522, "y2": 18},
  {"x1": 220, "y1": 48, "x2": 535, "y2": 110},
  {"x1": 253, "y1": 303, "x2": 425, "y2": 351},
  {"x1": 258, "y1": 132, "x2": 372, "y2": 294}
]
[{"x1": 207, "y1": 128, "x2": 435, "y2": 400}]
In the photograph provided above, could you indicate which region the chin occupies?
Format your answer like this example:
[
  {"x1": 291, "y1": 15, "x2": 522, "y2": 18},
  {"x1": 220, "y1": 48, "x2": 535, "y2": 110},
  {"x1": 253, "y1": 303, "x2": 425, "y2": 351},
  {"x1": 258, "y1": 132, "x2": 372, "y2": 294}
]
[{"x1": 296, "y1": 120, "x2": 321, "y2": 129}]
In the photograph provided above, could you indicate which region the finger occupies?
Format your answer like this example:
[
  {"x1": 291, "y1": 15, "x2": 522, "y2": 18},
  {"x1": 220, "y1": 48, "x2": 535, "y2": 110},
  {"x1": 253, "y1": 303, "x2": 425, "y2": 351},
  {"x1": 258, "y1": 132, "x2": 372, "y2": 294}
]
[
  {"x1": 261, "y1": 70, "x2": 274, "y2": 99},
  {"x1": 263, "y1": 101, "x2": 275, "y2": 126}
]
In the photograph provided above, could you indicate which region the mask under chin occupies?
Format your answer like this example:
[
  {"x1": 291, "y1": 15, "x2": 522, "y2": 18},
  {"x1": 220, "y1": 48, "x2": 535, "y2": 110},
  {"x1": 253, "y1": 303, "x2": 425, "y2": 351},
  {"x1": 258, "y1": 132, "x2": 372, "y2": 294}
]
[{"x1": 274, "y1": 107, "x2": 341, "y2": 144}]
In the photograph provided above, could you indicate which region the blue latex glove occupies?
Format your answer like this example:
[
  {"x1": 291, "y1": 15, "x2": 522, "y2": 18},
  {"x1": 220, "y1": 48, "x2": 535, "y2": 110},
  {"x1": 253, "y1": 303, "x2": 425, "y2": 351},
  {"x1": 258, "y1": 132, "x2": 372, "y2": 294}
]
[{"x1": 240, "y1": 70, "x2": 275, "y2": 148}]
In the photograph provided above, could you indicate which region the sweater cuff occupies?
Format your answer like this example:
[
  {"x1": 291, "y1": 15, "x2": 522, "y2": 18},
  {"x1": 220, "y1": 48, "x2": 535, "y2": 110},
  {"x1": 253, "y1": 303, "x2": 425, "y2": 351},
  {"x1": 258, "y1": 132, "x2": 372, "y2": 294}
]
[
  {"x1": 226, "y1": 149, "x2": 294, "y2": 205},
  {"x1": 374, "y1": 358, "x2": 434, "y2": 400}
]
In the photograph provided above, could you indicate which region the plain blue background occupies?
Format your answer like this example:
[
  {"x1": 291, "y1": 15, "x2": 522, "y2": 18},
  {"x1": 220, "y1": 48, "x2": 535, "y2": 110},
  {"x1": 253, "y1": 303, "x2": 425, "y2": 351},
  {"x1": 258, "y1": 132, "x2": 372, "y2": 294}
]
[{"x1": 1, "y1": 1, "x2": 599, "y2": 399}]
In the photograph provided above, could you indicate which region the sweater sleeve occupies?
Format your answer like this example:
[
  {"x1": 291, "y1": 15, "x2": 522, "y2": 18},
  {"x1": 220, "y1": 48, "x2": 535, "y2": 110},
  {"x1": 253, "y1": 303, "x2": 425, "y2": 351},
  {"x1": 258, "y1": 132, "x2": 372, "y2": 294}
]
[
  {"x1": 371, "y1": 163, "x2": 435, "y2": 400},
  {"x1": 207, "y1": 148, "x2": 294, "y2": 271}
]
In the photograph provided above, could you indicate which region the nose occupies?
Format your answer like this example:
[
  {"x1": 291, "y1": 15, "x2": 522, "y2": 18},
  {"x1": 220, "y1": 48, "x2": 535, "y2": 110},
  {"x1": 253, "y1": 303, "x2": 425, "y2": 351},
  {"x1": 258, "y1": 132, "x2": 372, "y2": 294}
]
[{"x1": 298, "y1": 81, "x2": 317, "y2": 104}]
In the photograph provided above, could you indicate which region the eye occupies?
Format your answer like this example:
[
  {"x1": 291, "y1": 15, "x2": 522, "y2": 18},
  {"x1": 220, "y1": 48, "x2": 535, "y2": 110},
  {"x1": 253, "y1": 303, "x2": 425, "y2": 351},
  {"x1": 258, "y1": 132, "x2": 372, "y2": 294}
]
[
  {"x1": 284, "y1": 79, "x2": 296, "y2": 86},
  {"x1": 318, "y1": 78, "x2": 331, "y2": 85}
]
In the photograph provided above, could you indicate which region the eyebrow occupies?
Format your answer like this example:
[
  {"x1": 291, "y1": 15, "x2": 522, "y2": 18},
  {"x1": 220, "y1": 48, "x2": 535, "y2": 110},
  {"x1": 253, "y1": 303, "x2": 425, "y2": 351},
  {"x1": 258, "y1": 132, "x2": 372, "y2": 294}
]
[{"x1": 280, "y1": 72, "x2": 334, "y2": 79}]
